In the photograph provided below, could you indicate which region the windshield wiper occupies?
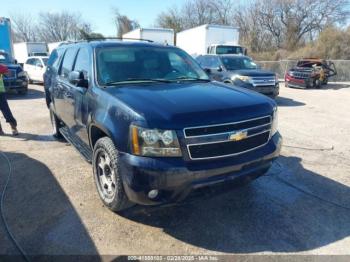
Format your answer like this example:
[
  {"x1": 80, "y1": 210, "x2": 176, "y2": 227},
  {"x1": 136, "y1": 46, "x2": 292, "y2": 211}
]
[
  {"x1": 170, "y1": 77, "x2": 211, "y2": 82},
  {"x1": 104, "y1": 78, "x2": 172, "y2": 86}
]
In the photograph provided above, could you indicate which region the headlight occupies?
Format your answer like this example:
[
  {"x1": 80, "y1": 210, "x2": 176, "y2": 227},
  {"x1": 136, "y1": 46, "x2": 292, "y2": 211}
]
[
  {"x1": 231, "y1": 75, "x2": 252, "y2": 83},
  {"x1": 131, "y1": 125, "x2": 182, "y2": 157},
  {"x1": 17, "y1": 71, "x2": 27, "y2": 78},
  {"x1": 271, "y1": 107, "x2": 278, "y2": 136}
]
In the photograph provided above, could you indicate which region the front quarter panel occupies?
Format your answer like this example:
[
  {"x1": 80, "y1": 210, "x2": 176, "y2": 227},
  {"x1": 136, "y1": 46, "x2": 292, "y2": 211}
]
[{"x1": 88, "y1": 87, "x2": 143, "y2": 153}]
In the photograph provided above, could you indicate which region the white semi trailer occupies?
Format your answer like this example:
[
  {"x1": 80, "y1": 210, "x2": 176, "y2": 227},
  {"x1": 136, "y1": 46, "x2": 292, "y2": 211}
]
[
  {"x1": 13, "y1": 42, "x2": 49, "y2": 64},
  {"x1": 123, "y1": 28, "x2": 175, "y2": 45},
  {"x1": 176, "y1": 24, "x2": 245, "y2": 57}
]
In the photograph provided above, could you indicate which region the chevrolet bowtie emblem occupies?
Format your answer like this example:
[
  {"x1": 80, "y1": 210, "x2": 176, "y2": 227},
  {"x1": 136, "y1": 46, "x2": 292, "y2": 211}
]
[{"x1": 229, "y1": 130, "x2": 248, "y2": 141}]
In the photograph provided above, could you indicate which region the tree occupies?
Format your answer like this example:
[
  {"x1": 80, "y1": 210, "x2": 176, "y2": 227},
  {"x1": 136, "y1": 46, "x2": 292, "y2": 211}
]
[
  {"x1": 10, "y1": 13, "x2": 38, "y2": 42},
  {"x1": 155, "y1": 0, "x2": 237, "y2": 32},
  {"x1": 155, "y1": 6, "x2": 184, "y2": 33},
  {"x1": 37, "y1": 11, "x2": 91, "y2": 42},
  {"x1": 113, "y1": 9, "x2": 139, "y2": 37},
  {"x1": 258, "y1": 0, "x2": 350, "y2": 50}
]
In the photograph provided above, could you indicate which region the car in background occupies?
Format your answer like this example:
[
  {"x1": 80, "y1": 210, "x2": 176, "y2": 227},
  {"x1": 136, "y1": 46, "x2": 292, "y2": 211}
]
[
  {"x1": 24, "y1": 56, "x2": 48, "y2": 83},
  {"x1": 0, "y1": 50, "x2": 28, "y2": 94},
  {"x1": 285, "y1": 58, "x2": 337, "y2": 89},
  {"x1": 45, "y1": 40, "x2": 281, "y2": 212},
  {"x1": 196, "y1": 55, "x2": 279, "y2": 98}
]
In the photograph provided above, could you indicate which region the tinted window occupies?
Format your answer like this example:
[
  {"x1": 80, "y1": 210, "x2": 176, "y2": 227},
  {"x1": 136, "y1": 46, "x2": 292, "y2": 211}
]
[
  {"x1": 74, "y1": 48, "x2": 90, "y2": 78},
  {"x1": 34, "y1": 59, "x2": 42, "y2": 66},
  {"x1": 221, "y1": 56, "x2": 257, "y2": 70},
  {"x1": 199, "y1": 56, "x2": 221, "y2": 69},
  {"x1": 51, "y1": 48, "x2": 65, "y2": 71},
  {"x1": 216, "y1": 46, "x2": 244, "y2": 55},
  {"x1": 26, "y1": 58, "x2": 34, "y2": 65},
  {"x1": 96, "y1": 46, "x2": 208, "y2": 85},
  {"x1": 0, "y1": 53, "x2": 11, "y2": 64},
  {"x1": 60, "y1": 48, "x2": 78, "y2": 78}
]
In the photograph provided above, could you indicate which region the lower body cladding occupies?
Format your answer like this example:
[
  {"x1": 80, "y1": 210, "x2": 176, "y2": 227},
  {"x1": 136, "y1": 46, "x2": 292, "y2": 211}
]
[
  {"x1": 3, "y1": 78, "x2": 28, "y2": 93},
  {"x1": 118, "y1": 133, "x2": 282, "y2": 206}
]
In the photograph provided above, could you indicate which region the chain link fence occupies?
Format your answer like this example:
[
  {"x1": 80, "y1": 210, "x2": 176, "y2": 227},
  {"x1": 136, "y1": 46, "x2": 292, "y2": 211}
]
[{"x1": 256, "y1": 60, "x2": 350, "y2": 82}]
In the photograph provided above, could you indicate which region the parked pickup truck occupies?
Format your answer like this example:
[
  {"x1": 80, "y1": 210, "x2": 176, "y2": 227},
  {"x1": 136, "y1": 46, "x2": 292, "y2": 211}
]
[
  {"x1": 0, "y1": 50, "x2": 28, "y2": 94},
  {"x1": 197, "y1": 55, "x2": 279, "y2": 98},
  {"x1": 45, "y1": 40, "x2": 282, "y2": 212}
]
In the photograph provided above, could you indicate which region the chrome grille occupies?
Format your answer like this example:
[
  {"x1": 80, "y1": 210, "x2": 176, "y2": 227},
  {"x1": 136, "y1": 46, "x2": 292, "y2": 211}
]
[
  {"x1": 184, "y1": 115, "x2": 272, "y2": 160},
  {"x1": 251, "y1": 76, "x2": 275, "y2": 87},
  {"x1": 290, "y1": 71, "x2": 311, "y2": 79}
]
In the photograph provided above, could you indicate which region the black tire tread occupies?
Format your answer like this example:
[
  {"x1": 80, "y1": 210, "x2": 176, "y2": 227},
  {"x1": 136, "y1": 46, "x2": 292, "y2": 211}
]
[{"x1": 93, "y1": 137, "x2": 132, "y2": 212}]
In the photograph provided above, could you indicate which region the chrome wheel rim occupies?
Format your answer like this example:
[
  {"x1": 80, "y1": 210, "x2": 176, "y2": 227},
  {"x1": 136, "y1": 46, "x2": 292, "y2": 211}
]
[{"x1": 96, "y1": 151, "x2": 116, "y2": 200}]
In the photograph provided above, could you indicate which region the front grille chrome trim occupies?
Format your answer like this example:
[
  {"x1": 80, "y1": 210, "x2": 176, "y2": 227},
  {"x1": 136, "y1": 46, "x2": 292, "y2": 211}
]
[
  {"x1": 187, "y1": 129, "x2": 270, "y2": 147},
  {"x1": 184, "y1": 115, "x2": 272, "y2": 160},
  {"x1": 183, "y1": 115, "x2": 272, "y2": 138}
]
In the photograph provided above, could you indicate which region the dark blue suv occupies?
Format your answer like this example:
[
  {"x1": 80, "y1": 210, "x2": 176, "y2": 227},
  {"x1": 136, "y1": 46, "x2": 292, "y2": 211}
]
[{"x1": 45, "y1": 40, "x2": 282, "y2": 212}]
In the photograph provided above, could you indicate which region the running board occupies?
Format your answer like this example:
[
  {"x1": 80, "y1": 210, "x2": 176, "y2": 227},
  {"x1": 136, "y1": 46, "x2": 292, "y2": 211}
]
[{"x1": 59, "y1": 126, "x2": 92, "y2": 163}]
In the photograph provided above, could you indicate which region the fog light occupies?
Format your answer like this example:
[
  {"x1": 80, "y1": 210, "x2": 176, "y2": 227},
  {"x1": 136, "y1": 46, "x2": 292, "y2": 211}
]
[{"x1": 148, "y1": 189, "x2": 159, "y2": 199}]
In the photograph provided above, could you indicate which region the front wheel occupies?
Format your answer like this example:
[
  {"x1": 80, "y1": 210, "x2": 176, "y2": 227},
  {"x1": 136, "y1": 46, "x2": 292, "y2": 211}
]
[{"x1": 93, "y1": 137, "x2": 132, "y2": 212}]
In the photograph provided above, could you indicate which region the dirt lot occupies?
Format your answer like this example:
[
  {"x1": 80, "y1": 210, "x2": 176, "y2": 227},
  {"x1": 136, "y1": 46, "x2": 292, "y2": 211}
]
[{"x1": 1, "y1": 83, "x2": 350, "y2": 258}]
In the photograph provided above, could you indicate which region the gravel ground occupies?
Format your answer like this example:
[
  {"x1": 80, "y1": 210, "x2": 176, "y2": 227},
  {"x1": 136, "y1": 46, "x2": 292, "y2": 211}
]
[{"x1": 0, "y1": 83, "x2": 350, "y2": 259}]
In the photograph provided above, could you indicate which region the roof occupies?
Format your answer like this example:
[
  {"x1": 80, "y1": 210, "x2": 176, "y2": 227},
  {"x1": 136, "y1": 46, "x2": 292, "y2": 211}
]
[{"x1": 201, "y1": 54, "x2": 250, "y2": 59}]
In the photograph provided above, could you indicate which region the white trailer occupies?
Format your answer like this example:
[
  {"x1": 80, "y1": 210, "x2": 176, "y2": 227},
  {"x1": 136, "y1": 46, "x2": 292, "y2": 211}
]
[
  {"x1": 176, "y1": 24, "x2": 243, "y2": 57},
  {"x1": 123, "y1": 28, "x2": 175, "y2": 45},
  {"x1": 13, "y1": 42, "x2": 48, "y2": 64}
]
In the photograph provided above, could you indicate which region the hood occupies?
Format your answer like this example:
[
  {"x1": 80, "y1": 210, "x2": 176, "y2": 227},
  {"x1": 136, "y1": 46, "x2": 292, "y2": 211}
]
[
  {"x1": 4, "y1": 64, "x2": 23, "y2": 72},
  {"x1": 227, "y1": 69, "x2": 275, "y2": 77},
  {"x1": 105, "y1": 81, "x2": 275, "y2": 129}
]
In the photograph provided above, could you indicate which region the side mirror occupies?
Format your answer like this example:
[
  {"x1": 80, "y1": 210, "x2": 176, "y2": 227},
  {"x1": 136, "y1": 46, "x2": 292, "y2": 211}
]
[
  {"x1": 37, "y1": 64, "x2": 43, "y2": 68},
  {"x1": 217, "y1": 66, "x2": 223, "y2": 72},
  {"x1": 204, "y1": 68, "x2": 211, "y2": 74},
  {"x1": 68, "y1": 71, "x2": 88, "y2": 88}
]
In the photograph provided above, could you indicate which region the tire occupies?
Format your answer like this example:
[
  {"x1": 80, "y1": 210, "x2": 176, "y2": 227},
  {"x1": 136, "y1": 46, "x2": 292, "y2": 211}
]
[
  {"x1": 49, "y1": 104, "x2": 62, "y2": 139},
  {"x1": 93, "y1": 137, "x2": 132, "y2": 212},
  {"x1": 314, "y1": 79, "x2": 322, "y2": 89}
]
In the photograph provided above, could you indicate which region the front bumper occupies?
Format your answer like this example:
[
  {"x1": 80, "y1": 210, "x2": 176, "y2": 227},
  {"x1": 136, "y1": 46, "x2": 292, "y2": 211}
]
[
  {"x1": 234, "y1": 81, "x2": 279, "y2": 97},
  {"x1": 3, "y1": 78, "x2": 28, "y2": 92},
  {"x1": 119, "y1": 132, "x2": 282, "y2": 206},
  {"x1": 285, "y1": 75, "x2": 310, "y2": 88}
]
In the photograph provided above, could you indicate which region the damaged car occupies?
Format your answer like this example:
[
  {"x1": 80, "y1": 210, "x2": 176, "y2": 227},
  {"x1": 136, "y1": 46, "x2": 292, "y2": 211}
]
[{"x1": 285, "y1": 58, "x2": 337, "y2": 89}]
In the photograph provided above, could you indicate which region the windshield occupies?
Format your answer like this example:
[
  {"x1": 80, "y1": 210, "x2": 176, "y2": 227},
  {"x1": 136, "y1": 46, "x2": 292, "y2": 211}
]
[
  {"x1": 221, "y1": 56, "x2": 258, "y2": 70},
  {"x1": 96, "y1": 46, "x2": 209, "y2": 85},
  {"x1": 0, "y1": 53, "x2": 11, "y2": 64},
  {"x1": 216, "y1": 46, "x2": 244, "y2": 55}
]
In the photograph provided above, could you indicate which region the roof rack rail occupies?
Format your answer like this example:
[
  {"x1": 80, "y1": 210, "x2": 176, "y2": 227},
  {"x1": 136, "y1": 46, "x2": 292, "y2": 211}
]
[{"x1": 85, "y1": 37, "x2": 154, "y2": 43}]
